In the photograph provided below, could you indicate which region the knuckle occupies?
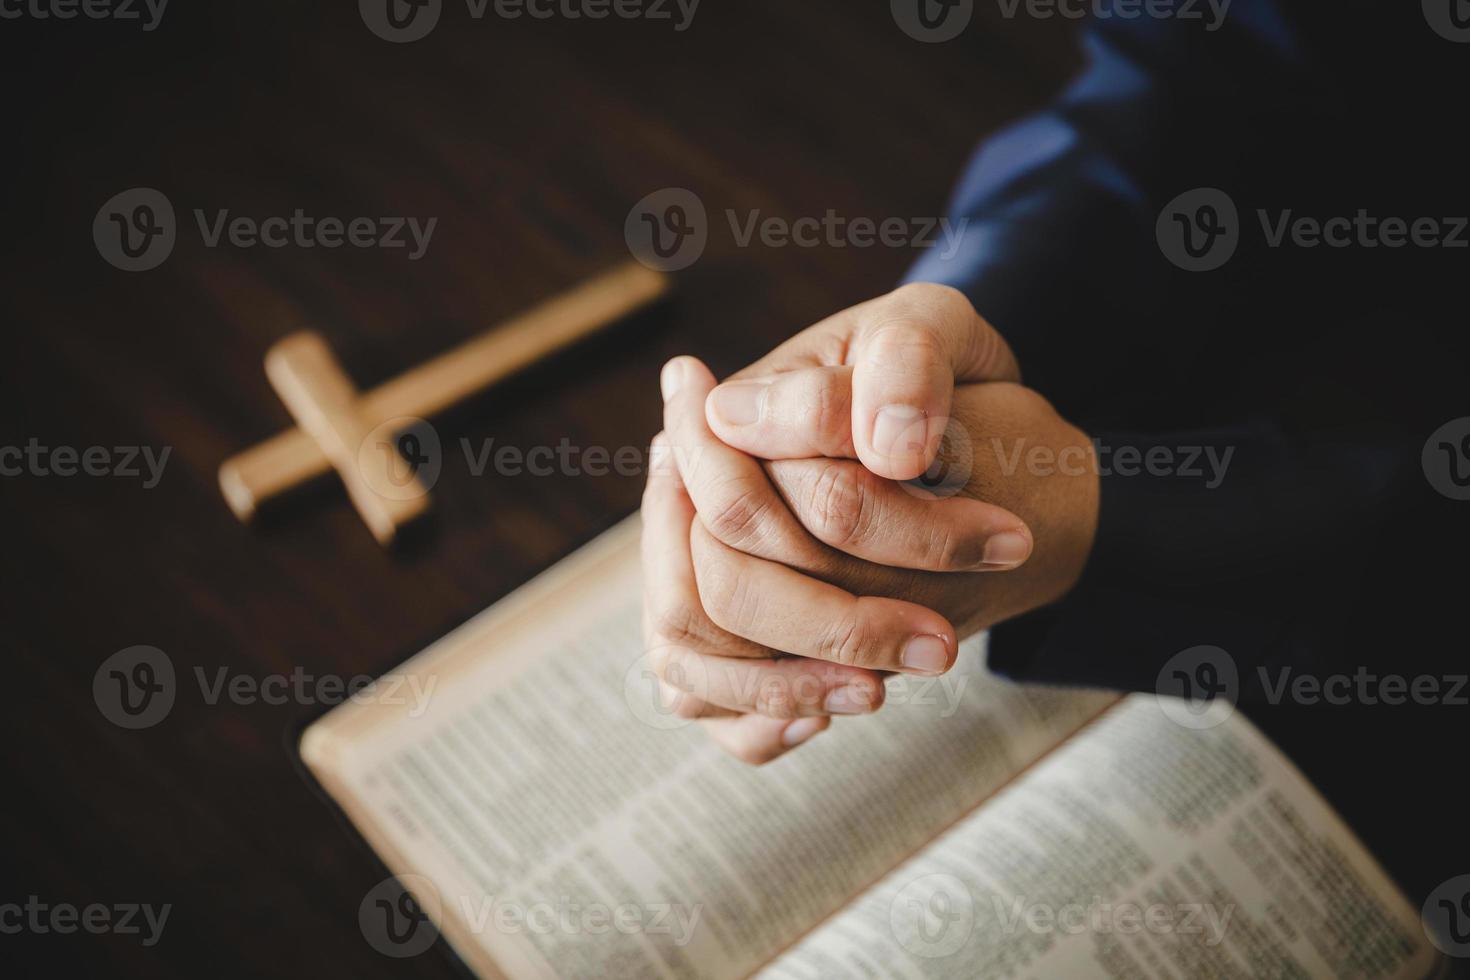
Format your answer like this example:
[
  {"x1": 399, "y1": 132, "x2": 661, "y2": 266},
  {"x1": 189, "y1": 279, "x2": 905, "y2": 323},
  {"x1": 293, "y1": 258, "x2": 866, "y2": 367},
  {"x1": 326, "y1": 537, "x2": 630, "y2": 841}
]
[
  {"x1": 805, "y1": 464, "x2": 872, "y2": 551},
  {"x1": 931, "y1": 525, "x2": 975, "y2": 572},
  {"x1": 650, "y1": 601, "x2": 705, "y2": 650},
  {"x1": 867, "y1": 324, "x2": 948, "y2": 380},
  {"x1": 704, "y1": 562, "x2": 761, "y2": 637},
  {"x1": 753, "y1": 676, "x2": 800, "y2": 720},
  {"x1": 817, "y1": 613, "x2": 867, "y2": 668},
  {"x1": 890, "y1": 281, "x2": 970, "y2": 318},
  {"x1": 808, "y1": 378, "x2": 851, "y2": 448},
  {"x1": 704, "y1": 482, "x2": 772, "y2": 550}
]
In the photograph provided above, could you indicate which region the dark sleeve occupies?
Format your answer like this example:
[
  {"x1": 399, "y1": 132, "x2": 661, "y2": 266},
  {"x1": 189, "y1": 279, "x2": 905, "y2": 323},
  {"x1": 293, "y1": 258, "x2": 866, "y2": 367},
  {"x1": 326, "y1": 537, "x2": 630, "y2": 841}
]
[
  {"x1": 904, "y1": 4, "x2": 1468, "y2": 696},
  {"x1": 904, "y1": 1, "x2": 1316, "y2": 412},
  {"x1": 985, "y1": 421, "x2": 1455, "y2": 700}
]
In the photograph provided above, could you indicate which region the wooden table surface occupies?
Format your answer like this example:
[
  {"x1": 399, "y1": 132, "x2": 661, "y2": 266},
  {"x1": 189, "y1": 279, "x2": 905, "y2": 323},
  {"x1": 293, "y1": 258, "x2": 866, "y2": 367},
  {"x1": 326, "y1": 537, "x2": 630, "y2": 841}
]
[{"x1": 0, "y1": 4, "x2": 1075, "y2": 975}]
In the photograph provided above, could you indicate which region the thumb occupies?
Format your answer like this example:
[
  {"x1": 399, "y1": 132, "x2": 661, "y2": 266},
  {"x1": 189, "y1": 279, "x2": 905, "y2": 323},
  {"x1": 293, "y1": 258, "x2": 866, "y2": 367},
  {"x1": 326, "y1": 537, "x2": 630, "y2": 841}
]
[{"x1": 850, "y1": 283, "x2": 1018, "y2": 481}]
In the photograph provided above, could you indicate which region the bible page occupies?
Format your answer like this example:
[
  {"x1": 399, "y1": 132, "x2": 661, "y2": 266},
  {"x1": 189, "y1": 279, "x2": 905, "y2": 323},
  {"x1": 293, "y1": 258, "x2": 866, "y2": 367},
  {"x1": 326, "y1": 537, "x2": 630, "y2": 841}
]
[{"x1": 758, "y1": 695, "x2": 1439, "y2": 980}]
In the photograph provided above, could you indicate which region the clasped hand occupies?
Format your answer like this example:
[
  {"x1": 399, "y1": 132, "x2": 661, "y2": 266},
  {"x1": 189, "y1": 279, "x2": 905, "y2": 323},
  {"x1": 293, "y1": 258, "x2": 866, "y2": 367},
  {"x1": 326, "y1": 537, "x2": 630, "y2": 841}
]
[{"x1": 641, "y1": 283, "x2": 1099, "y2": 763}]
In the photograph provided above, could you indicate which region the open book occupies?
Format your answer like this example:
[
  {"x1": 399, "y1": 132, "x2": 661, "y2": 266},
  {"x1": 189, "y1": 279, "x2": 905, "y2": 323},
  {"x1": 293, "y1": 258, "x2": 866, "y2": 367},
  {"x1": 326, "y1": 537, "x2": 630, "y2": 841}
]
[{"x1": 302, "y1": 518, "x2": 1444, "y2": 979}]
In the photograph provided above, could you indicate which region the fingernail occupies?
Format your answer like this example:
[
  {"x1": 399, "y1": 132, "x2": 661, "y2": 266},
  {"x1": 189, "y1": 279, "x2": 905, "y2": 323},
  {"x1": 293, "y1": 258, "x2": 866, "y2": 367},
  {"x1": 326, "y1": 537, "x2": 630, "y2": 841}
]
[
  {"x1": 824, "y1": 685, "x2": 874, "y2": 714},
  {"x1": 901, "y1": 634, "x2": 950, "y2": 674},
  {"x1": 983, "y1": 531, "x2": 1031, "y2": 568},
  {"x1": 872, "y1": 405, "x2": 926, "y2": 459},
  {"x1": 781, "y1": 717, "x2": 823, "y2": 747},
  {"x1": 660, "y1": 359, "x2": 686, "y2": 402},
  {"x1": 709, "y1": 381, "x2": 766, "y2": 426}
]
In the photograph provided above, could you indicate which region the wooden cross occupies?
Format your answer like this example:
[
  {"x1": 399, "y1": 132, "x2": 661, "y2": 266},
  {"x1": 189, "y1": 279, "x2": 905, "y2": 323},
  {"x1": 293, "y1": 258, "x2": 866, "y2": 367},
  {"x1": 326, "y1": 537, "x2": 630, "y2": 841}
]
[{"x1": 219, "y1": 262, "x2": 670, "y2": 546}]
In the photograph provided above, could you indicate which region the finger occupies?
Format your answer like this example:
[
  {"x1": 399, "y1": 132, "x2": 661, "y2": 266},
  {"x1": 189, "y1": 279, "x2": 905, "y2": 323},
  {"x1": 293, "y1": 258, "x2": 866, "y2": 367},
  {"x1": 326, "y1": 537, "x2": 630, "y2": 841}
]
[
  {"x1": 707, "y1": 366, "x2": 1032, "y2": 569},
  {"x1": 642, "y1": 431, "x2": 886, "y2": 714},
  {"x1": 690, "y1": 521, "x2": 958, "y2": 675},
  {"x1": 701, "y1": 714, "x2": 830, "y2": 765},
  {"x1": 660, "y1": 356, "x2": 829, "y2": 566},
  {"x1": 706, "y1": 365, "x2": 858, "y2": 461},
  {"x1": 764, "y1": 456, "x2": 1033, "y2": 571},
  {"x1": 650, "y1": 642, "x2": 885, "y2": 718},
  {"x1": 656, "y1": 681, "x2": 739, "y2": 721},
  {"x1": 641, "y1": 431, "x2": 768, "y2": 661},
  {"x1": 850, "y1": 284, "x2": 1019, "y2": 481}
]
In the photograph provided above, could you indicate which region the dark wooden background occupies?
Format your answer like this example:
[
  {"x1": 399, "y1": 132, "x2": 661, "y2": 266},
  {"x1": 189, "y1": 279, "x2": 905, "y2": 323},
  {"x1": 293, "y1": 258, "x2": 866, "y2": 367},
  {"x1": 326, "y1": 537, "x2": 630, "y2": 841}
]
[{"x1": 0, "y1": 3, "x2": 1077, "y2": 975}]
